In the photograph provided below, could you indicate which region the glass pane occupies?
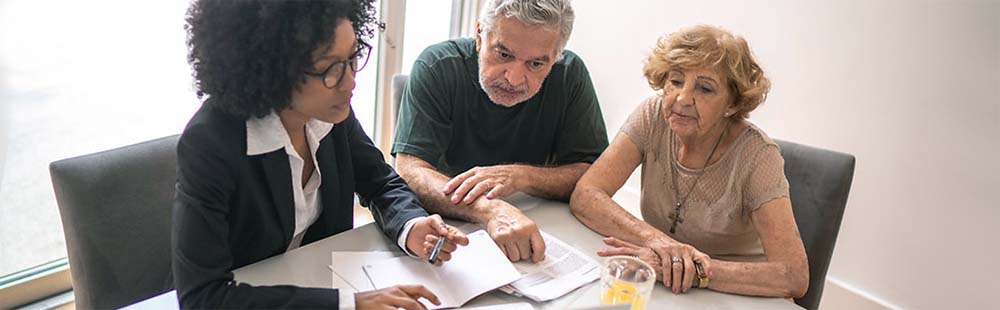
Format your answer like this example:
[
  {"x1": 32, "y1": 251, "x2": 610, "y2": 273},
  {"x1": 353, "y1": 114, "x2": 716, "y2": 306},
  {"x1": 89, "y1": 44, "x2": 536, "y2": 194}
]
[
  {"x1": 353, "y1": 2, "x2": 382, "y2": 138},
  {"x1": 0, "y1": 0, "x2": 383, "y2": 278},
  {"x1": 401, "y1": 0, "x2": 454, "y2": 74},
  {"x1": 0, "y1": 0, "x2": 196, "y2": 278}
]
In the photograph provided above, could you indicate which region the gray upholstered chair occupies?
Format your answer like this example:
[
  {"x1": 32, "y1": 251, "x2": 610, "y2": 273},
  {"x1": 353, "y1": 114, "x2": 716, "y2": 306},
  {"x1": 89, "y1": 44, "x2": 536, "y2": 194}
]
[
  {"x1": 391, "y1": 74, "x2": 409, "y2": 127},
  {"x1": 776, "y1": 139, "x2": 856, "y2": 310},
  {"x1": 50, "y1": 135, "x2": 179, "y2": 310},
  {"x1": 390, "y1": 74, "x2": 409, "y2": 167}
]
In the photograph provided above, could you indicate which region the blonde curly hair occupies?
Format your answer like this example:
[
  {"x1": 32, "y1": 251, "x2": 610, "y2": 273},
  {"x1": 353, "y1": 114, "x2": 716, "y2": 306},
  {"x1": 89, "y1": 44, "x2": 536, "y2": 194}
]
[{"x1": 643, "y1": 25, "x2": 770, "y2": 119}]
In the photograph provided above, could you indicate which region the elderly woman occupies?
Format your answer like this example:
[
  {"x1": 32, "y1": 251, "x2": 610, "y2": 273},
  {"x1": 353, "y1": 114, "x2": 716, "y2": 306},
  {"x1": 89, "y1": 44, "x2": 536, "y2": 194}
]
[{"x1": 570, "y1": 25, "x2": 808, "y2": 298}]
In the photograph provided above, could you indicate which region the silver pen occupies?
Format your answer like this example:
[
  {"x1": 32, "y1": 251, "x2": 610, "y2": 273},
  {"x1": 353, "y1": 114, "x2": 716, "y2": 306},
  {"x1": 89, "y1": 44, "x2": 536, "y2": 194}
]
[{"x1": 428, "y1": 235, "x2": 446, "y2": 264}]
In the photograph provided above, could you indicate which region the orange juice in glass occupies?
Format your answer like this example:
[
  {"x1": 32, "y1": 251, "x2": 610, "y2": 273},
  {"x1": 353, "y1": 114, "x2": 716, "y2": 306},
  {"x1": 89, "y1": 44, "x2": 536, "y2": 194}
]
[{"x1": 599, "y1": 256, "x2": 655, "y2": 310}]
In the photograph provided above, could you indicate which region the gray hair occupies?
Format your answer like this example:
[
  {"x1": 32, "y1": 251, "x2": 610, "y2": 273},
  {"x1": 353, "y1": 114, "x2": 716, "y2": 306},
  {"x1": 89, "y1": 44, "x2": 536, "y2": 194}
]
[{"x1": 478, "y1": 0, "x2": 575, "y2": 57}]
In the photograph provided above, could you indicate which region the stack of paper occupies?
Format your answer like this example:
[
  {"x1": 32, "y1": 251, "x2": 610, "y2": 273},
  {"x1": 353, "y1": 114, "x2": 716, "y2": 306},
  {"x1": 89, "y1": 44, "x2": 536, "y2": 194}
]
[
  {"x1": 503, "y1": 231, "x2": 600, "y2": 301},
  {"x1": 330, "y1": 251, "x2": 399, "y2": 290},
  {"x1": 330, "y1": 222, "x2": 599, "y2": 308},
  {"x1": 329, "y1": 251, "x2": 401, "y2": 308},
  {"x1": 455, "y1": 223, "x2": 600, "y2": 302},
  {"x1": 458, "y1": 223, "x2": 600, "y2": 301},
  {"x1": 361, "y1": 230, "x2": 521, "y2": 309}
]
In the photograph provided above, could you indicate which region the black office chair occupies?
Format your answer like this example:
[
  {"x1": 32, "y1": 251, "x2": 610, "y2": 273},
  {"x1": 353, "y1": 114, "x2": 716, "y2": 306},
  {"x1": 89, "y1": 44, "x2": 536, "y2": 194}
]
[
  {"x1": 776, "y1": 139, "x2": 856, "y2": 310},
  {"x1": 50, "y1": 135, "x2": 179, "y2": 310}
]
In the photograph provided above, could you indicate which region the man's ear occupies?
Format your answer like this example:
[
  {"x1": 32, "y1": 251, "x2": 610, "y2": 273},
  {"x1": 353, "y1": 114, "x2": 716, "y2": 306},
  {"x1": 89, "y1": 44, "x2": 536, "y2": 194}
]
[{"x1": 474, "y1": 22, "x2": 482, "y2": 51}]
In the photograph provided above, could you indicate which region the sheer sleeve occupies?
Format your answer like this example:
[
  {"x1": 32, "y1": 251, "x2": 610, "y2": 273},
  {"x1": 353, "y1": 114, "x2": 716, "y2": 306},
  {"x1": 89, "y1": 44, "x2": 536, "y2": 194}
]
[
  {"x1": 620, "y1": 96, "x2": 662, "y2": 154},
  {"x1": 743, "y1": 143, "x2": 790, "y2": 213}
]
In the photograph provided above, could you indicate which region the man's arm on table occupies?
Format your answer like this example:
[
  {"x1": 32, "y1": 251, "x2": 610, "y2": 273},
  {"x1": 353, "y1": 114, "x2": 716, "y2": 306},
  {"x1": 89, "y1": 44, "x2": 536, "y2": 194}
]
[
  {"x1": 395, "y1": 153, "x2": 546, "y2": 262},
  {"x1": 442, "y1": 162, "x2": 590, "y2": 205}
]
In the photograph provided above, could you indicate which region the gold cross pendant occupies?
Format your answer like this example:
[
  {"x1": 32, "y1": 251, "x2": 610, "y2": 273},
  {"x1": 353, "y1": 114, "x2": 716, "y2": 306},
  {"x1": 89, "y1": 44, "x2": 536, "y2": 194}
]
[{"x1": 668, "y1": 202, "x2": 683, "y2": 234}]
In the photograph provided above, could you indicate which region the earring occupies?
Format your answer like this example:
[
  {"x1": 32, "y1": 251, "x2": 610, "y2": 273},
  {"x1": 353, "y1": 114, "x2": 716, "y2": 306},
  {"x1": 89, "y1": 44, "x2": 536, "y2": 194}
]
[{"x1": 724, "y1": 112, "x2": 732, "y2": 117}]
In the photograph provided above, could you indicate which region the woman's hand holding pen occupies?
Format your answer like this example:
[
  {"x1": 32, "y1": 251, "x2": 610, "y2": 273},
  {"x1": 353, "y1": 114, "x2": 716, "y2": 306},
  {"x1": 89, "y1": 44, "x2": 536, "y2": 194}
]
[{"x1": 406, "y1": 214, "x2": 470, "y2": 266}]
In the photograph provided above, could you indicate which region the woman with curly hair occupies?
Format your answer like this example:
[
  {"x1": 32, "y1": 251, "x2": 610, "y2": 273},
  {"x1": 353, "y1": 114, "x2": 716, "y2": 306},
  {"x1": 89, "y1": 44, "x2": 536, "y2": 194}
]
[
  {"x1": 174, "y1": 0, "x2": 467, "y2": 308},
  {"x1": 570, "y1": 25, "x2": 808, "y2": 298}
]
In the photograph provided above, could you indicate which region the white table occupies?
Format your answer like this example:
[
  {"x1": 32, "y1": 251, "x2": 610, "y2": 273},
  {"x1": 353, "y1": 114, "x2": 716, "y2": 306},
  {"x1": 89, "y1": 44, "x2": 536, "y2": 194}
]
[
  {"x1": 121, "y1": 195, "x2": 801, "y2": 309},
  {"x1": 230, "y1": 195, "x2": 801, "y2": 309}
]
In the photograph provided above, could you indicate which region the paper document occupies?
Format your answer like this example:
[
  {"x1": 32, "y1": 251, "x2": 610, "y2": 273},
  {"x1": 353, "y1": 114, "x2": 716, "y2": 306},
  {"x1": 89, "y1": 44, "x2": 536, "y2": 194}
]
[
  {"x1": 362, "y1": 230, "x2": 521, "y2": 309},
  {"x1": 455, "y1": 224, "x2": 601, "y2": 302},
  {"x1": 329, "y1": 251, "x2": 401, "y2": 309},
  {"x1": 505, "y1": 230, "x2": 600, "y2": 301},
  {"x1": 460, "y1": 302, "x2": 534, "y2": 310},
  {"x1": 330, "y1": 251, "x2": 400, "y2": 291},
  {"x1": 330, "y1": 267, "x2": 356, "y2": 308}
]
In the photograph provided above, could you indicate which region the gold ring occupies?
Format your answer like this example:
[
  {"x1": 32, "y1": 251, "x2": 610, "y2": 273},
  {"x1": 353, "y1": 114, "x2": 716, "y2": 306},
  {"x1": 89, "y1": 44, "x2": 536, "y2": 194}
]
[{"x1": 694, "y1": 262, "x2": 709, "y2": 288}]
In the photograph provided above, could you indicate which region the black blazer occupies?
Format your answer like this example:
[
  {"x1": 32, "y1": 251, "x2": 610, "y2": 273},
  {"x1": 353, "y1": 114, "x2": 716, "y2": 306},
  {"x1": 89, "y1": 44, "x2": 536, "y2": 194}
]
[{"x1": 172, "y1": 105, "x2": 428, "y2": 308}]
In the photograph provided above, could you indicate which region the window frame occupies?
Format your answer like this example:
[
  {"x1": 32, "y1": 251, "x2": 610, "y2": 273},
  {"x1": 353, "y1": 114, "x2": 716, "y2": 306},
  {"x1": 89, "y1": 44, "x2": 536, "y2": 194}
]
[{"x1": 0, "y1": 258, "x2": 72, "y2": 309}]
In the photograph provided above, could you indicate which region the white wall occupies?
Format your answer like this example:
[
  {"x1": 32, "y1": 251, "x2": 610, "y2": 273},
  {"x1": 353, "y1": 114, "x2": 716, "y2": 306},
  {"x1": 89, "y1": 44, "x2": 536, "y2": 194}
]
[{"x1": 566, "y1": 0, "x2": 1000, "y2": 308}]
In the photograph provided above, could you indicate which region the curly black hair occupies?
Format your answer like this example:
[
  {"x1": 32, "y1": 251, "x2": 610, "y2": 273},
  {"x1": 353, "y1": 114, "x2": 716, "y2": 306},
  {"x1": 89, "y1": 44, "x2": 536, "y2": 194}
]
[{"x1": 185, "y1": 0, "x2": 381, "y2": 120}]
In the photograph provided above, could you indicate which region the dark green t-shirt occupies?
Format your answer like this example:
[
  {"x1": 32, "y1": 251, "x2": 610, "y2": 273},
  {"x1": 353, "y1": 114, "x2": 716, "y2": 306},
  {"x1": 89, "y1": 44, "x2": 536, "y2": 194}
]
[{"x1": 392, "y1": 38, "x2": 608, "y2": 176}]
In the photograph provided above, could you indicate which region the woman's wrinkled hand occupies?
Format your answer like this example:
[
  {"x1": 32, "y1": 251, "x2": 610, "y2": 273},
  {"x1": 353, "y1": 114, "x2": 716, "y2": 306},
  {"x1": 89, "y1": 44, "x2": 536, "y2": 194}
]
[
  {"x1": 596, "y1": 237, "x2": 664, "y2": 281},
  {"x1": 645, "y1": 237, "x2": 712, "y2": 294}
]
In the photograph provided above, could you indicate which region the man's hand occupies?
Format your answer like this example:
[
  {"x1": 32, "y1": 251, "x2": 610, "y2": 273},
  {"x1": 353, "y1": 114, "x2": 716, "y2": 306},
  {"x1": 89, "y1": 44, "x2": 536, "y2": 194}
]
[
  {"x1": 405, "y1": 215, "x2": 469, "y2": 266},
  {"x1": 442, "y1": 165, "x2": 525, "y2": 205},
  {"x1": 484, "y1": 200, "x2": 546, "y2": 262},
  {"x1": 355, "y1": 284, "x2": 439, "y2": 310}
]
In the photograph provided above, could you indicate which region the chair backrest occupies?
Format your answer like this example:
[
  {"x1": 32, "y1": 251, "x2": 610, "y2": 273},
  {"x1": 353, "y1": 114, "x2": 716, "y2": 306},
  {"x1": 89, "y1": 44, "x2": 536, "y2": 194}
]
[
  {"x1": 390, "y1": 74, "x2": 409, "y2": 167},
  {"x1": 50, "y1": 135, "x2": 179, "y2": 310},
  {"x1": 392, "y1": 74, "x2": 409, "y2": 126},
  {"x1": 776, "y1": 139, "x2": 856, "y2": 310}
]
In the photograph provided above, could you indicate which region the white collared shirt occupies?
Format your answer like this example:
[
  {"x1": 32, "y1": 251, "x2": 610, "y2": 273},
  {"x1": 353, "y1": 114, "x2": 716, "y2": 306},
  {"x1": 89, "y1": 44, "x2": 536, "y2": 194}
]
[
  {"x1": 246, "y1": 111, "x2": 422, "y2": 253},
  {"x1": 247, "y1": 112, "x2": 332, "y2": 251}
]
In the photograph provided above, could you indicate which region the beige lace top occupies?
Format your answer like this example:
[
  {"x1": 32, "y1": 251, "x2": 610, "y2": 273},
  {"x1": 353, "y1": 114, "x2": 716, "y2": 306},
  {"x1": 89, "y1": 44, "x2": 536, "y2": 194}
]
[{"x1": 621, "y1": 95, "x2": 789, "y2": 261}]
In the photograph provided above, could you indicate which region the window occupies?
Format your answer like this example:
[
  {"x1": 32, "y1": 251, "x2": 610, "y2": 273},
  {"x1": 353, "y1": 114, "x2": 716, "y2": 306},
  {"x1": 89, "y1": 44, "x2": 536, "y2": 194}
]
[
  {"x1": 353, "y1": 7, "x2": 382, "y2": 140},
  {"x1": 400, "y1": 1, "x2": 454, "y2": 74},
  {"x1": 0, "y1": 0, "x2": 383, "y2": 298},
  {"x1": 0, "y1": 0, "x2": 196, "y2": 280},
  {"x1": 0, "y1": 0, "x2": 471, "y2": 305}
]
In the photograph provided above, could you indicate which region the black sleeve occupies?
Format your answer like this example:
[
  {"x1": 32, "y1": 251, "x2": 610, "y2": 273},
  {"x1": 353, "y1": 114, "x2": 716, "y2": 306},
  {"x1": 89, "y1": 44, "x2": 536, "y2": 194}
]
[
  {"x1": 347, "y1": 110, "x2": 429, "y2": 244},
  {"x1": 172, "y1": 122, "x2": 340, "y2": 309}
]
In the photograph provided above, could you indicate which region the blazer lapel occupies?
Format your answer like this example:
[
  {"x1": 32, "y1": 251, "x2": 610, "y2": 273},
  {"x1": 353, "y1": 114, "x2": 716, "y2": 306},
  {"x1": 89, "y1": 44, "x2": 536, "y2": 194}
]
[
  {"x1": 259, "y1": 150, "x2": 295, "y2": 245},
  {"x1": 302, "y1": 135, "x2": 346, "y2": 243},
  {"x1": 317, "y1": 135, "x2": 341, "y2": 217}
]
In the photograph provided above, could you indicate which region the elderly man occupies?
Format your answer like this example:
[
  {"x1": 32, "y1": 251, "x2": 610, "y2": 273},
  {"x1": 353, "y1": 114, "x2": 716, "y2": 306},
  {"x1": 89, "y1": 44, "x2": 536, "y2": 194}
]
[{"x1": 393, "y1": 0, "x2": 608, "y2": 263}]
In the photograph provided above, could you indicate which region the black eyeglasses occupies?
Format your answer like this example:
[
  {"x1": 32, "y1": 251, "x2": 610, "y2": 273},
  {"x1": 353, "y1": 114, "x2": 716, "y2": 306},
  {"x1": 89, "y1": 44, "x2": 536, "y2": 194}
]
[{"x1": 305, "y1": 43, "x2": 372, "y2": 89}]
